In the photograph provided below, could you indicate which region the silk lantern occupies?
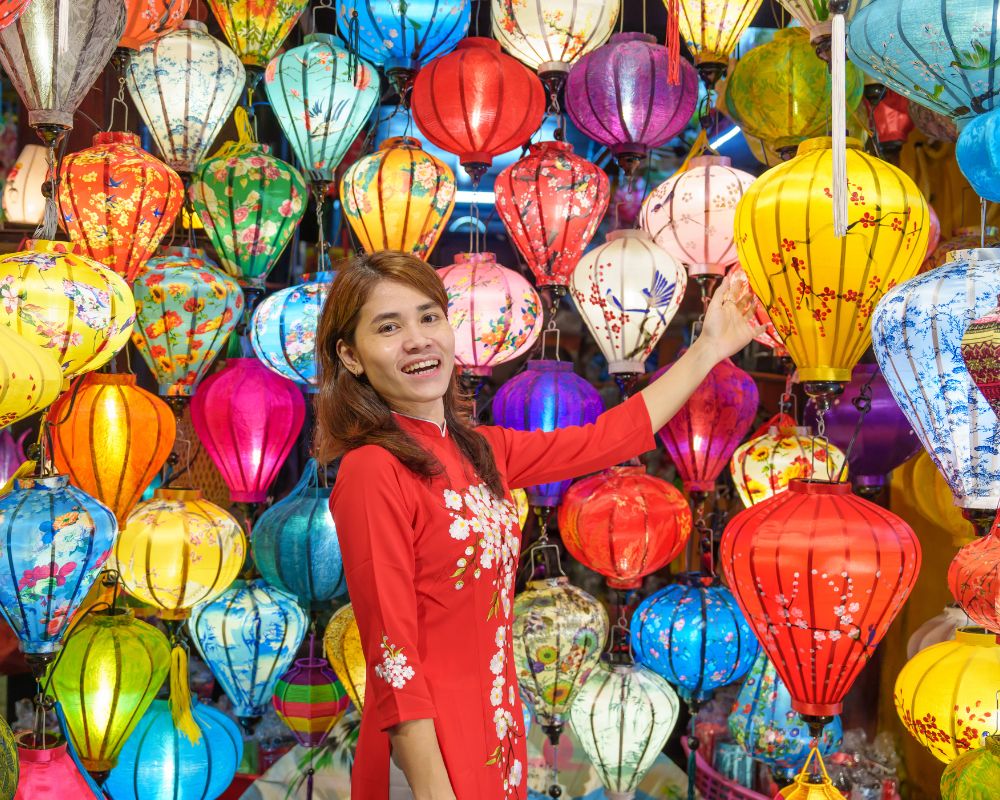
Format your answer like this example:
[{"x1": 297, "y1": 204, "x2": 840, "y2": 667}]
[
  {"x1": 438, "y1": 253, "x2": 543, "y2": 377},
  {"x1": 340, "y1": 137, "x2": 456, "y2": 260},
  {"x1": 0, "y1": 326, "x2": 62, "y2": 428},
  {"x1": 949, "y1": 527, "x2": 1000, "y2": 633},
  {"x1": 956, "y1": 108, "x2": 1000, "y2": 202},
  {"x1": 722, "y1": 480, "x2": 920, "y2": 724},
  {"x1": 207, "y1": 0, "x2": 308, "y2": 69},
  {"x1": 559, "y1": 466, "x2": 692, "y2": 589},
  {"x1": 113, "y1": 488, "x2": 246, "y2": 618},
  {"x1": 871, "y1": 89, "x2": 914, "y2": 162},
  {"x1": 656, "y1": 356, "x2": 759, "y2": 494},
  {"x1": 0, "y1": 428, "x2": 29, "y2": 485},
  {"x1": 570, "y1": 229, "x2": 686, "y2": 375},
  {"x1": 675, "y1": 0, "x2": 763, "y2": 85},
  {"x1": 735, "y1": 137, "x2": 928, "y2": 398},
  {"x1": 189, "y1": 578, "x2": 308, "y2": 727},
  {"x1": 58, "y1": 132, "x2": 184, "y2": 284},
  {"x1": 925, "y1": 227, "x2": 1000, "y2": 272},
  {"x1": 49, "y1": 373, "x2": 175, "y2": 525},
  {"x1": 126, "y1": 21, "x2": 245, "y2": 173},
  {"x1": 908, "y1": 451, "x2": 975, "y2": 548},
  {"x1": 272, "y1": 657, "x2": 350, "y2": 747},
  {"x1": 119, "y1": 0, "x2": 190, "y2": 51},
  {"x1": 15, "y1": 740, "x2": 99, "y2": 799},
  {"x1": 190, "y1": 358, "x2": 305, "y2": 504},
  {"x1": 2, "y1": 144, "x2": 47, "y2": 225},
  {"x1": 131, "y1": 247, "x2": 243, "y2": 397},
  {"x1": 0, "y1": 239, "x2": 136, "y2": 378},
  {"x1": 0, "y1": 715, "x2": 14, "y2": 798},
  {"x1": 941, "y1": 736, "x2": 1000, "y2": 799},
  {"x1": 411, "y1": 37, "x2": 546, "y2": 180},
  {"x1": 495, "y1": 140, "x2": 609, "y2": 290},
  {"x1": 565, "y1": 32, "x2": 698, "y2": 174},
  {"x1": 908, "y1": 606, "x2": 970, "y2": 659},
  {"x1": 0, "y1": 0, "x2": 28, "y2": 32},
  {"x1": 778, "y1": 752, "x2": 848, "y2": 800},
  {"x1": 909, "y1": 100, "x2": 959, "y2": 143},
  {"x1": 323, "y1": 604, "x2": 365, "y2": 711},
  {"x1": 774, "y1": 0, "x2": 832, "y2": 57},
  {"x1": 492, "y1": 360, "x2": 604, "y2": 506}
]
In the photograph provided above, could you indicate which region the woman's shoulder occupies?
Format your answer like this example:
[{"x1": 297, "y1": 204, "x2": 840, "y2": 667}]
[{"x1": 334, "y1": 444, "x2": 409, "y2": 496}]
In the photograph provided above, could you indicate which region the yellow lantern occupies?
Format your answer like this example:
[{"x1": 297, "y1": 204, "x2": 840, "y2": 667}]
[
  {"x1": 512, "y1": 487, "x2": 529, "y2": 530},
  {"x1": 775, "y1": 0, "x2": 833, "y2": 57},
  {"x1": 112, "y1": 488, "x2": 246, "y2": 619},
  {"x1": 323, "y1": 604, "x2": 366, "y2": 711},
  {"x1": 910, "y1": 451, "x2": 975, "y2": 548},
  {"x1": 779, "y1": 748, "x2": 847, "y2": 799},
  {"x1": 895, "y1": 628, "x2": 1000, "y2": 764},
  {"x1": 675, "y1": 0, "x2": 764, "y2": 86},
  {"x1": 734, "y1": 137, "x2": 928, "y2": 400},
  {"x1": 0, "y1": 326, "x2": 62, "y2": 427}
]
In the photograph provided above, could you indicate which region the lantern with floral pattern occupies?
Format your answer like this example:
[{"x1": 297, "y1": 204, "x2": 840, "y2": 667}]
[
  {"x1": 941, "y1": 736, "x2": 1000, "y2": 798},
  {"x1": 948, "y1": 523, "x2": 1000, "y2": 634},
  {"x1": 675, "y1": 0, "x2": 764, "y2": 84},
  {"x1": 207, "y1": 0, "x2": 309, "y2": 69},
  {"x1": 120, "y1": 0, "x2": 190, "y2": 51},
  {"x1": 0, "y1": 326, "x2": 62, "y2": 428},
  {"x1": 2, "y1": 144, "x2": 47, "y2": 226}
]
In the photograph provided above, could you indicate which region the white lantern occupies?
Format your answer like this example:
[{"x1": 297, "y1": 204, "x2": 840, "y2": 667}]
[
  {"x1": 2, "y1": 144, "x2": 47, "y2": 225},
  {"x1": 906, "y1": 605, "x2": 970, "y2": 659}
]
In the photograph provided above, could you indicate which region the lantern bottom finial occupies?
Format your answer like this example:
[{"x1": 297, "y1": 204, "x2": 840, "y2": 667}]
[
  {"x1": 87, "y1": 768, "x2": 110, "y2": 786},
  {"x1": 238, "y1": 714, "x2": 262, "y2": 735},
  {"x1": 961, "y1": 506, "x2": 996, "y2": 537},
  {"x1": 24, "y1": 651, "x2": 57, "y2": 681},
  {"x1": 802, "y1": 381, "x2": 845, "y2": 409},
  {"x1": 695, "y1": 62, "x2": 727, "y2": 91}
]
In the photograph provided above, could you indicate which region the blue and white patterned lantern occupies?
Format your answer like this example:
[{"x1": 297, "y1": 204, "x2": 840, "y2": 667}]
[{"x1": 872, "y1": 248, "x2": 1000, "y2": 512}]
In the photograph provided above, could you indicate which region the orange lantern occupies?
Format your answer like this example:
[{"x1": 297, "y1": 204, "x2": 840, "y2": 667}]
[{"x1": 120, "y1": 0, "x2": 191, "y2": 51}]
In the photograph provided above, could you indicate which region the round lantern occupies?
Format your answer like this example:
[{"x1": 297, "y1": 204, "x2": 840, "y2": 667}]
[
  {"x1": 909, "y1": 100, "x2": 959, "y2": 143},
  {"x1": 631, "y1": 574, "x2": 758, "y2": 704},
  {"x1": 126, "y1": 21, "x2": 245, "y2": 173},
  {"x1": 941, "y1": 736, "x2": 1000, "y2": 799},
  {"x1": 925, "y1": 227, "x2": 1000, "y2": 272},
  {"x1": 264, "y1": 33, "x2": 380, "y2": 187},
  {"x1": 656, "y1": 356, "x2": 759, "y2": 494},
  {"x1": 778, "y1": 753, "x2": 848, "y2": 800},
  {"x1": 272, "y1": 657, "x2": 350, "y2": 747},
  {"x1": 50, "y1": 609, "x2": 170, "y2": 779},
  {"x1": 0, "y1": 239, "x2": 136, "y2": 378},
  {"x1": 0, "y1": 715, "x2": 14, "y2": 798},
  {"x1": 895, "y1": 628, "x2": 1000, "y2": 763},
  {"x1": 207, "y1": 0, "x2": 308, "y2": 69},
  {"x1": 871, "y1": 89, "x2": 914, "y2": 162},
  {"x1": 956, "y1": 108, "x2": 1000, "y2": 202},
  {"x1": 949, "y1": 528, "x2": 1000, "y2": 633},
  {"x1": 640, "y1": 155, "x2": 754, "y2": 280},
  {"x1": 495, "y1": 140, "x2": 609, "y2": 290},
  {"x1": 120, "y1": 0, "x2": 190, "y2": 51},
  {"x1": 0, "y1": 326, "x2": 62, "y2": 428},
  {"x1": 908, "y1": 606, "x2": 970, "y2": 659},
  {"x1": 49, "y1": 373, "x2": 175, "y2": 526},
  {"x1": 569, "y1": 661, "x2": 680, "y2": 798},
  {"x1": 323, "y1": 604, "x2": 366, "y2": 711},
  {"x1": 103, "y1": 699, "x2": 242, "y2": 800},
  {"x1": 872, "y1": 249, "x2": 1000, "y2": 517},
  {"x1": 2, "y1": 144, "x2": 47, "y2": 225},
  {"x1": 58, "y1": 132, "x2": 184, "y2": 283},
  {"x1": 558, "y1": 466, "x2": 692, "y2": 589},
  {"x1": 250, "y1": 271, "x2": 331, "y2": 388},
  {"x1": 438, "y1": 253, "x2": 543, "y2": 377},
  {"x1": 15, "y1": 740, "x2": 97, "y2": 798},
  {"x1": 411, "y1": 37, "x2": 546, "y2": 180},
  {"x1": 565, "y1": 32, "x2": 698, "y2": 174},
  {"x1": 512, "y1": 577, "x2": 608, "y2": 740},
  {"x1": 131, "y1": 247, "x2": 243, "y2": 397},
  {"x1": 252, "y1": 459, "x2": 347, "y2": 609},
  {"x1": 676, "y1": 0, "x2": 764, "y2": 85},
  {"x1": 570, "y1": 229, "x2": 686, "y2": 375},
  {"x1": 188, "y1": 578, "x2": 308, "y2": 728},
  {"x1": 112, "y1": 488, "x2": 246, "y2": 618},
  {"x1": 735, "y1": 136, "x2": 929, "y2": 397},
  {"x1": 340, "y1": 137, "x2": 456, "y2": 261},
  {"x1": 190, "y1": 358, "x2": 305, "y2": 504},
  {"x1": 722, "y1": 480, "x2": 920, "y2": 721},
  {"x1": 908, "y1": 451, "x2": 975, "y2": 548},
  {"x1": 492, "y1": 360, "x2": 604, "y2": 506}
]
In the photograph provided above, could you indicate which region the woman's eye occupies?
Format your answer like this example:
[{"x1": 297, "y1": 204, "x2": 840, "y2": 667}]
[
  {"x1": 379, "y1": 323, "x2": 398, "y2": 334},
  {"x1": 422, "y1": 313, "x2": 440, "y2": 323}
]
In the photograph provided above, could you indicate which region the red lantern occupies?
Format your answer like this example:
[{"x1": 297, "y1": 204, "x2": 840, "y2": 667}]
[
  {"x1": 721, "y1": 480, "x2": 920, "y2": 720},
  {"x1": 870, "y1": 89, "x2": 913, "y2": 163},
  {"x1": 494, "y1": 140, "x2": 610, "y2": 290},
  {"x1": 948, "y1": 524, "x2": 1000, "y2": 633},
  {"x1": 120, "y1": 0, "x2": 190, "y2": 51},
  {"x1": 558, "y1": 465, "x2": 692, "y2": 589},
  {"x1": 58, "y1": 131, "x2": 184, "y2": 284},
  {"x1": 411, "y1": 37, "x2": 546, "y2": 181}
]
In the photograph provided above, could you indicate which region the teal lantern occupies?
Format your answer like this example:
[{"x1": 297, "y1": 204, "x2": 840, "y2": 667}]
[
  {"x1": 252, "y1": 459, "x2": 347, "y2": 609},
  {"x1": 956, "y1": 108, "x2": 1000, "y2": 202},
  {"x1": 188, "y1": 578, "x2": 308, "y2": 730},
  {"x1": 263, "y1": 33, "x2": 380, "y2": 188}
]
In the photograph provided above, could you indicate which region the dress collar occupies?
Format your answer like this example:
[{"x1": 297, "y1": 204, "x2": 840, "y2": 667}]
[{"x1": 392, "y1": 410, "x2": 448, "y2": 438}]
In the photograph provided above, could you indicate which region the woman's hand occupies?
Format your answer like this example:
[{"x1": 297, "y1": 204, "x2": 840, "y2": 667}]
[{"x1": 696, "y1": 271, "x2": 767, "y2": 364}]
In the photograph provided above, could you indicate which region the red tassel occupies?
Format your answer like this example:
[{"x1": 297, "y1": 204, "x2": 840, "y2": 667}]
[{"x1": 667, "y1": 0, "x2": 680, "y2": 85}]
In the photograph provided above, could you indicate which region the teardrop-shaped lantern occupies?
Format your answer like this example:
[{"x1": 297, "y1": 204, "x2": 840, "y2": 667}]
[
  {"x1": 272, "y1": 656, "x2": 350, "y2": 747},
  {"x1": 675, "y1": 0, "x2": 764, "y2": 86},
  {"x1": 15, "y1": 740, "x2": 97, "y2": 798},
  {"x1": 941, "y1": 736, "x2": 1000, "y2": 798},
  {"x1": 207, "y1": 0, "x2": 308, "y2": 69},
  {"x1": 0, "y1": 326, "x2": 62, "y2": 428},
  {"x1": 126, "y1": 21, "x2": 246, "y2": 173},
  {"x1": 120, "y1": 0, "x2": 190, "y2": 51},
  {"x1": 323, "y1": 603, "x2": 366, "y2": 711},
  {"x1": 2, "y1": 144, "x2": 47, "y2": 225},
  {"x1": 495, "y1": 140, "x2": 609, "y2": 290},
  {"x1": 948, "y1": 525, "x2": 1000, "y2": 634}
]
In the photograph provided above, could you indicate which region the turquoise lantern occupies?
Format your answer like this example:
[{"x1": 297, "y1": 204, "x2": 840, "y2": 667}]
[
  {"x1": 103, "y1": 699, "x2": 242, "y2": 800},
  {"x1": 252, "y1": 459, "x2": 346, "y2": 609},
  {"x1": 956, "y1": 108, "x2": 1000, "y2": 202},
  {"x1": 188, "y1": 578, "x2": 308, "y2": 730}
]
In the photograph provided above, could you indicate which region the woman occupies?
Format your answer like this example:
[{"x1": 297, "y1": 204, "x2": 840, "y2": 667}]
[{"x1": 316, "y1": 251, "x2": 761, "y2": 800}]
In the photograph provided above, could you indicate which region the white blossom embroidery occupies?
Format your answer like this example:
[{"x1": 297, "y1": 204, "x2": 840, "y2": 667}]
[{"x1": 373, "y1": 635, "x2": 415, "y2": 689}]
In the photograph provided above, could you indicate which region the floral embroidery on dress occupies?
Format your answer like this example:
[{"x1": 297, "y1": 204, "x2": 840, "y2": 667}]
[{"x1": 374, "y1": 634, "x2": 416, "y2": 690}]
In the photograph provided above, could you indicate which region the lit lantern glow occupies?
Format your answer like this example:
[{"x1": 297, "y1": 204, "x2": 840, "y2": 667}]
[
  {"x1": 207, "y1": 0, "x2": 309, "y2": 69},
  {"x1": 0, "y1": 326, "x2": 62, "y2": 428},
  {"x1": 675, "y1": 0, "x2": 764, "y2": 83},
  {"x1": 1, "y1": 144, "x2": 47, "y2": 226},
  {"x1": 323, "y1": 604, "x2": 366, "y2": 711}
]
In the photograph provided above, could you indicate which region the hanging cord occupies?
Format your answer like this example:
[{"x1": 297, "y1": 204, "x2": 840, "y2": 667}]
[
  {"x1": 686, "y1": 714, "x2": 699, "y2": 800},
  {"x1": 34, "y1": 140, "x2": 61, "y2": 241},
  {"x1": 811, "y1": 406, "x2": 835, "y2": 482},
  {"x1": 347, "y1": 9, "x2": 361, "y2": 85},
  {"x1": 835, "y1": 370, "x2": 876, "y2": 483},
  {"x1": 693, "y1": 498, "x2": 715, "y2": 576},
  {"x1": 313, "y1": 184, "x2": 329, "y2": 269},
  {"x1": 107, "y1": 76, "x2": 129, "y2": 132},
  {"x1": 607, "y1": 589, "x2": 633, "y2": 663},
  {"x1": 982, "y1": 197, "x2": 989, "y2": 247},
  {"x1": 547, "y1": 737, "x2": 561, "y2": 798}
]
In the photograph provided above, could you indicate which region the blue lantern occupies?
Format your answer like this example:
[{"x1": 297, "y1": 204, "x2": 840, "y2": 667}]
[
  {"x1": 188, "y1": 578, "x2": 308, "y2": 727},
  {"x1": 872, "y1": 248, "x2": 1000, "y2": 515},
  {"x1": 491, "y1": 360, "x2": 604, "y2": 506},
  {"x1": 956, "y1": 108, "x2": 1000, "y2": 202},
  {"x1": 252, "y1": 459, "x2": 347, "y2": 609},
  {"x1": 728, "y1": 650, "x2": 843, "y2": 778},
  {"x1": 250, "y1": 271, "x2": 332, "y2": 390},
  {"x1": 630, "y1": 573, "x2": 758, "y2": 704},
  {"x1": 0, "y1": 474, "x2": 116, "y2": 666},
  {"x1": 103, "y1": 699, "x2": 242, "y2": 800}
]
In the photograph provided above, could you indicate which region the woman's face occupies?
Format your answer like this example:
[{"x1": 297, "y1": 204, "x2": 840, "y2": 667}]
[{"x1": 336, "y1": 279, "x2": 455, "y2": 421}]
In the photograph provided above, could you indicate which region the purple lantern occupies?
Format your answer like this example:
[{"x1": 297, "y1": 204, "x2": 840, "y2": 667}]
[
  {"x1": 565, "y1": 32, "x2": 699, "y2": 175},
  {"x1": 0, "y1": 428, "x2": 28, "y2": 485},
  {"x1": 492, "y1": 360, "x2": 604, "y2": 506},
  {"x1": 804, "y1": 363, "x2": 921, "y2": 497}
]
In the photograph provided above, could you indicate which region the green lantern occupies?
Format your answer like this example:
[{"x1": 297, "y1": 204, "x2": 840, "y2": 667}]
[
  {"x1": 50, "y1": 608, "x2": 171, "y2": 782},
  {"x1": 0, "y1": 713, "x2": 16, "y2": 800},
  {"x1": 942, "y1": 736, "x2": 1000, "y2": 799}
]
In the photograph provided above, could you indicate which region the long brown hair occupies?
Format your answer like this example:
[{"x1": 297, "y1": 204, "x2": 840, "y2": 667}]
[{"x1": 314, "y1": 251, "x2": 504, "y2": 497}]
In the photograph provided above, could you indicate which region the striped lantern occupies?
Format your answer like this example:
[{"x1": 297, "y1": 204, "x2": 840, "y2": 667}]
[
  {"x1": 948, "y1": 527, "x2": 1000, "y2": 633},
  {"x1": 120, "y1": 0, "x2": 190, "y2": 51},
  {"x1": 0, "y1": 325, "x2": 62, "y2": 428},
  {"x1": 207, "y1": 0, "x2": 308, "y2": 69},
  {"x1": 273, "y1": 656, "x2": 350, "y2": 747}
]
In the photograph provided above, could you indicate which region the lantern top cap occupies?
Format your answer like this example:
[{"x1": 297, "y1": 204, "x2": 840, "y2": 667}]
[
  {"x1": 301, "y1": 270, "x2": 337, "y2": 284},
  {"x1": 606, "y1": 228, "x2": 653, "y2": 243},
  {"x1": 609, "y1": 32, "x2": 657, "y2": 45},
  {"x1": 945, "y1": 247, "x2": 1000, "y2": 264},
  {"x1": 797, "y1": 137, "x2": 865, "y2": 156},
  {"x1": 455, "y1": 37, "x2": 502, "y2": 54},
  {"x1": 526, "y1": 359, "x2": 573, "y2": 372},
  {"x1": 606, "y1": 465, "x2": 647, "y2": 477},
  {"x1": 787, "y1": 479, "x2": 853, "y2": 496},
  {"x1": 527, "y1": 576, "x2": 570, "y2": 590},
  {"x1": 15, "y1": 474, "x2": 71, "y2": 491},
  {"x1": 178, "y1": 20, "x2": 209, "y2": 34},
  {"x1": 955, "y1": 627, "x2": 1000, "y2": 647},
  {"x1": 687, "y1": 155, "x2": 733, "y2": 169},
  {"x1": 92, "y1": 131, "x2": 142, "y2": 148},
  {"x1": 153, "y1": 487, "x2": 204, "y2": 502},
  {"x1": 527, "y1": 140, "x2": 573, "y2": 155},
  {"x1": 83, "y1": 373, "x2": 138, "y2": 386},
  {"x1": 17, "y1": 738, "x2": 69, "y2": 761},
  {"x1": 159, "y1": 245, "x2": 210, "y2": 260},
  {"x1": 24, "y1": 239, "x2": 79, "y2": 256},
  {"x1": 451, "y1": 252, "x2": 500, "y2": 267},
  {"x1": 381, "y1": 136, "x2": 423, "y2": 150},
  {"x1": 292, "y1": 656, "x2": 332, "y2": 669}
]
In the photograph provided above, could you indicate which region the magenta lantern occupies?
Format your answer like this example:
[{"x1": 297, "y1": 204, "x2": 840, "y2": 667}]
[{"x1": 190, "y1": 358, "x2": 305, "y2": 503}]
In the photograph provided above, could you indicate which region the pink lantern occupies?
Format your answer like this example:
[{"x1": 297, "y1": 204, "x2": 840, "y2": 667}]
[
  {"x1": 15, "y1": 739, "x2": 95, "y2": 798},
  {"x1": 190, "y1": 358, "x2": 305, "y2": 503}
]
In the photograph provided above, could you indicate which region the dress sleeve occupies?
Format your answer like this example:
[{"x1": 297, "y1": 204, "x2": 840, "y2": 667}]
[
  {"x1": 481, "y1": 392, "x2": 657, "y2": 489},
  {"x1": 331, "y1": 446, "x2": 436, "y2": 732}
]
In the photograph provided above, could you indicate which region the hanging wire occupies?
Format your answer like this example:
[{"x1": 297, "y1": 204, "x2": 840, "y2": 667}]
[
  {"x1": 835, "y1": 370, "x2": 877, "y2": 483},
  {"x1": 107, "y1": 76, "x2": 129, "y2": 132}
]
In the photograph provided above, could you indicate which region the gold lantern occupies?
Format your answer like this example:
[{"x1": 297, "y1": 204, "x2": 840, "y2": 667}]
[
  {"x1": 323, "y1": 604, "x2": 366, "y2": 711},
  {"x1": 0, "y1": 326, "x2": 62, "y2": 428},
  {"x1": 675, "y1": 0, "x2": 764, "y2": 86}
]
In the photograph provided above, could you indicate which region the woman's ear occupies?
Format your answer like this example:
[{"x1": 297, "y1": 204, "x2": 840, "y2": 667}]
[{"x1": 336, "y1": 339, "x2": 363, "y2": 376}]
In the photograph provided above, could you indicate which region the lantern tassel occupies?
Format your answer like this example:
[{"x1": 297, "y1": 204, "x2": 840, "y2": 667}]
[
  {"x1": 169, "y1": 643, "x2": 202, "y2": 744},
  {"x1": 666, "y1": 0, "x2": 680, "y2": 85},
  {"x1": 831, "y1": 9, "x2": 848, "y2": 238},
  {"x1": 57, "y1": 0, "x2": 69, "y2": 55}
]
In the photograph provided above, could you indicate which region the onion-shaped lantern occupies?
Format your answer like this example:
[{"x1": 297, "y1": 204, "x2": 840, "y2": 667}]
[
  {"x1": 948, "y1": 525, "x2": 1000, "y2": 634},
  {"x1": 323, "y1": 604, "x2": 366, "y2": 711},
  {"x1": 188, "y1": 578, "x2": 308, "y2": 729},
  {"x1": 492, "y1": 360, "x2": 604, "y2": 506},
  {"x1": 495, "y1": 140, "x2": 609, "y2": 290},
  {"x1": 207, "y1": 0, "x2": 308, "y2": 70},
  {"x1": 438, "y1": 253, "x2": 543, "y2": 377},
  {"x1": 58, "y1": 132, "x2": 184, "y2": 284},
  {"x1": 340, "y1": 137, "x2": 456, "y2": 260},
  {"x1": 570, "y1": 229, "x2": 686, "y2": 375},
  {"x1": 126, "y1": 21, "x2": 245, "y2": 173},
  {"x1": 559, "y1": 466, "x2": 692, "y2": 589},
  {"x1": 15, "y1": 739, "x2": 97, "y2": 797},
  {"x1": 565, "y1": 32, "x2": 698, "y2": 175},
  {"x1": 2, "y1": 144, "x2": 47, "y2": 225},
  {"x1": 131, "y1": 247, "x2": 243, "y2": 397},
  {"x1": 907, "y1": 606, "x2": 969, "y2": 659},
  {"x1": 941, "y1": 736, "x2": 1000, "y2": 798},
  {"x1": 272, "y1": 657, "x2": 350, "y2": 747},
  {"x1": 0, "y1": 326, "x2": 62, "y2": 428},
  {"x1": 0, "y1": 239, "x2": 136, "y2": 378},
  {"x1": 722, "y1": 480, "x2": 920, "y2": 724},
  {"x1": 120, "y1": 0, "x2": 190, "y2": 51}
]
